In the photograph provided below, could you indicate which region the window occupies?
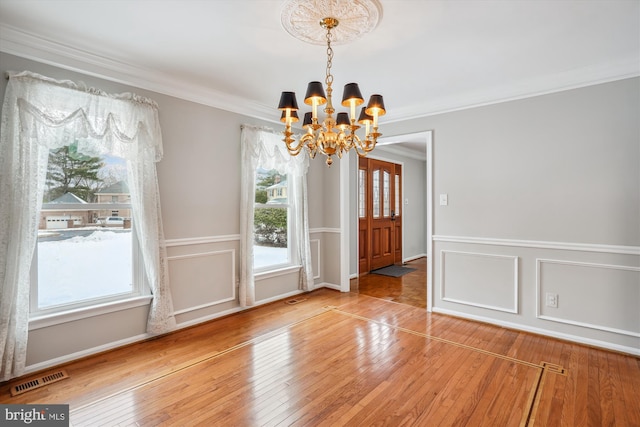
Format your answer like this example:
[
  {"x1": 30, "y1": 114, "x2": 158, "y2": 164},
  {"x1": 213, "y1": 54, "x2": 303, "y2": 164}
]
[
  {"x1": 253, "y1": 168, "x2": 293, "y2": 270},
  {"x1": 1, "y1": 72, "x2": 173, "y2": 380},
  {"x1": 240, "y1": 125, "x2": 312, "y2": 307},
  {"x1": 31, "y1": 145, "x2": 145, "y2": 316}
]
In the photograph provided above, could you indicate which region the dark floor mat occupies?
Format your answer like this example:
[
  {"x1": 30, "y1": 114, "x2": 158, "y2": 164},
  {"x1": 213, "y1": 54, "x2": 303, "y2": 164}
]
[{"x1": 370, "y1": 265, "x2": 416, "y2": 277}]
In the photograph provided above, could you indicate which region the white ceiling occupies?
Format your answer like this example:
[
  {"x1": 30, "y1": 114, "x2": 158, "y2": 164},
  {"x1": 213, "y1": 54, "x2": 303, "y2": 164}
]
[{"x1": 1, "y1": 0, "x2": 638, "y2": 159}]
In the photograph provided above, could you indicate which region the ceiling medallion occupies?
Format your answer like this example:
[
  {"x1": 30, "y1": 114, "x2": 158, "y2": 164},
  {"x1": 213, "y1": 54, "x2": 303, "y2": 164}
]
[{"x1": 281, "y1": 0, "x2": 382, "y2": 45}]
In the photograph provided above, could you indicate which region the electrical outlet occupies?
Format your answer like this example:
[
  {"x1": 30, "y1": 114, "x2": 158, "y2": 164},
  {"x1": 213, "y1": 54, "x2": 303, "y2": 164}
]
[{"x1": 545, "y1": 292, "x2": 558, "y2": 308}]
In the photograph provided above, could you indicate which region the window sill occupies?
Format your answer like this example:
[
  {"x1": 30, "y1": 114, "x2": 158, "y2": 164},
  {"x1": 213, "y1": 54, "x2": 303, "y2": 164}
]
[
  {"x1": 255, "y1": 265, "x2": 301, "y2": 281},
  {"x1": 29, "y1": 295, "x2": 153, "y2": 331}
]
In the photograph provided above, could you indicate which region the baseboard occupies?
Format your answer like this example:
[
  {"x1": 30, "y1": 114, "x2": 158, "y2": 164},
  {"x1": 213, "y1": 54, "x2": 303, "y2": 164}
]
[
  {"x1": 255, "y1": 289, "x2": 307, "y2": 306},
  {"x1": 403, "y1": 253, "x2": 427, "y2": 263},
  {"x1": 319, "y1": 282, "x2": 342, "y2": 291},
  {"x1": 24, "y1": 332, "x2": 152, "y2": 376},
  {"x1": 432, "y1": 307, "x2": 640, "y2": 357}
]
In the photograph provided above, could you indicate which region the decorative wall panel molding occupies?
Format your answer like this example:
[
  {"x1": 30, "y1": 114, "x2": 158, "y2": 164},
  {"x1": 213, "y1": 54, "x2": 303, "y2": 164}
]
[
  {"x1": 168, "y1": 250, "x2": 236, "y2": 315},
  {"x1": 536, "y1": 258, "x2": 640, "y2": 337},
  {"x1": 166, "y1": 235, "x2": 240, "y2": 247},
  {"x1": 309, "y1": 228, "x2": 341, "y2": 234},
  {"x1": 433, "y1": 235, "x2": 640, "y2": 255},
  {"x1": 433, "y1": 307, "x2": 640, "y2": 357},
  {"x1": 311, "y1": 239, "x2": 321, "y2": 280},
  {"x1": 440, "y1": 250, "x2": 519, "y2": 313}
]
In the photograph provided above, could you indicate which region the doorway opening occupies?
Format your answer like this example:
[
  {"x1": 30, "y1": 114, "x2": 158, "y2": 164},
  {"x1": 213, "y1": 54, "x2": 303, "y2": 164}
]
[
  {"x1": 358, "y1": 157, "x2": 403, "y2": 274},
  {"x1": 346, "y1": 130, "x2": 433, "y2": 311}
]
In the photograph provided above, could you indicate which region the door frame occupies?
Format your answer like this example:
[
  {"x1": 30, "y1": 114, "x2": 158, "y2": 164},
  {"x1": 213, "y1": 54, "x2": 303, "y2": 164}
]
[{"x1": 341, "y1": 130, "x2": 434, "y2": 312}]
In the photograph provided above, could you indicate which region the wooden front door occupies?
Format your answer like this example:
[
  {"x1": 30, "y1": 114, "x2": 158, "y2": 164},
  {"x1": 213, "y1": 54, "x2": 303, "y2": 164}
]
[{"x1": 358, "y1": 157, "x2": 402, "y2": 273}]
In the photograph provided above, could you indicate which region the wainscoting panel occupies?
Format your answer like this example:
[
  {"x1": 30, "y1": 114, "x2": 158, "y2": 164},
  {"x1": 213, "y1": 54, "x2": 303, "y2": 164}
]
[
  {"x1": 310, "y1": 239, "x2": 321, "y2": 280},
  {"x1": 168, "y1": 250, "x2": 236, "y2": 315},
  {"x1": 440, "y1": 250, "x2": 519, "y2": 313},
  {"x1": 537, "y1": 259, "x2": 640, "y2": 337}
]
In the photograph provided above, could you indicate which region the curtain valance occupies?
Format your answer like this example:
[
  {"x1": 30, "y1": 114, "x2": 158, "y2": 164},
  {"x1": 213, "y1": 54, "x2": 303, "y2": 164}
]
[
  {"x1": 4, "y1": 71, "x2": 163, "y2": 161},
  {"x1": 240, "y1": 124, "x2": 308, "y2": 177}
]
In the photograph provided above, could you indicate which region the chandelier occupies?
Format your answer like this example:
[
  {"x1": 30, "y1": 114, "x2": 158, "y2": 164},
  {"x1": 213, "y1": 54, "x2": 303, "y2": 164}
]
[{"x1": 277, "y1": 17, "x2": 386, "y2": 166}]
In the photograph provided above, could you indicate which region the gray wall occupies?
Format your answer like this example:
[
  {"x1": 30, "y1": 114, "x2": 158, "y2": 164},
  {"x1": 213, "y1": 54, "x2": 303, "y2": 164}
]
[
  {"x1": 382, "y1": 78, "x2": 640, "y2": 354},
  {"x1": 2, "y1": 51, "x2": 637, "y2": 370},
  {"x1": 1, "y1": 52, "x2": 343, "y2": 370}
]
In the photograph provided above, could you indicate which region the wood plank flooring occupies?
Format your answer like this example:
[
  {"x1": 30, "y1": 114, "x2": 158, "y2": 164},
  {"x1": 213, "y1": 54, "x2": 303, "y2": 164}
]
[
  {"x1": 351, "y1": 257, "x2": 427, "y2": 309},
  {"x1": 1, "y1": 288, "x2": 639, "y2": 426}
]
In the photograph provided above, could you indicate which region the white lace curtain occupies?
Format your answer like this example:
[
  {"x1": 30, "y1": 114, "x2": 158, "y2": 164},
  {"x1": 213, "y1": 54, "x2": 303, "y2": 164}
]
[
  {"x1": 239, "y1": 125, "x2": 313, "y2": 306},
  {"x1": 0, "y1": 71, "x2": 175, "y2": 381}
]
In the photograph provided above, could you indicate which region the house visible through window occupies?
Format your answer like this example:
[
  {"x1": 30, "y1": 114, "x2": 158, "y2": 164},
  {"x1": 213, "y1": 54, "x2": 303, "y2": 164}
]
[
  {"x1": 32, "y1": 145, "x2": 143, "y2": 314},
  {"x1": 253, "y1": 168, "x2": 291, "y2": 270}
]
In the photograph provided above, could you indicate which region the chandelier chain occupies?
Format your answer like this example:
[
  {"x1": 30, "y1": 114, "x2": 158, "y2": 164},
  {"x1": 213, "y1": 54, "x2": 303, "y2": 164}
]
[{"x1": 325, "y1": 27, "x2": 334, "y2": 87}]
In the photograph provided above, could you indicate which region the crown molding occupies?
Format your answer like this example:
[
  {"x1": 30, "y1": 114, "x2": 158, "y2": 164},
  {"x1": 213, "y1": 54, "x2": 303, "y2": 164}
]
[
  {"x1": 2, "y1": 23, "x2": 637, "y2": 125},
  {"x1": 0, "y1": 24, "x2": 277, "y2": 123},
  {"x1": 383, "y1": 56, "x2": 640, "y2": 123}
]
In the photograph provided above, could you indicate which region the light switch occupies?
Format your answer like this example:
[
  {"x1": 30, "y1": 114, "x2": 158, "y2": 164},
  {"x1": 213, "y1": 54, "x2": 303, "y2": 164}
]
[
  {"x1": 440, "y1": 194, "x2": 448, "y2": 206},
  {"x1": 405, "y1": 198, "x2": 409, "y2": 205}
]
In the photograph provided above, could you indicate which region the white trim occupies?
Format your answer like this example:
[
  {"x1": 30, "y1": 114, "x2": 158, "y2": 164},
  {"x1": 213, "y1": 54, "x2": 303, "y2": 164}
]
[
  {"x1": 255, "y1": 289, "x2": 308, "y2": 306},
  {"x1": 320, "y1": 282, "x2": 342, "y2": 291},
  {"x1": 167, "y1": 249, "x2": 235, "y2": 262},
  {"x1": 0, "y1": 24, "x2": 276, "y2": 124},
  {"x1": 349, "y1": 273, "x2": 359, "y2": 279},
  {"x1": 382, "y1": 57, "x2": 640, "y2": 124},
  {"x1": 432, "y1": 307, "x2": 640, "y2": 357},
  {"x1": 536, "y1": 258, "x2": 640, "y2": 338},
  {"x1": 426, "y1": 131, "x2": 433, "y2": 312},
  {"x1": 440, "y1": 250, "x2": 519, "y2": 314},
  {"x1": 359, "y1": 131, "x2": 433, "y2": 312},
  {"x1": 168, "y1": 249, "x2": 237, "y2": 316},
  {"x1": 339, "y1": 152, "x2": 350, "y2": 292},
  {"x1": 433, "y1": 235, "x2": 640, "y2": 255},
  {"x1": 28, "y1": 295, "x2": 153, "y2": 330},
  {"x1": 165, "y1": 234, "x2": 240, "y2": 247},
  {"x1": 310, "y1": 239, "x2": 321, "y2": 280},
  {"x1": 403, "y1": 253, "x2": 427, "y2": 263},
  {"x1": 255, "y1": 265, "x2": 301, "y2": 281},
  {"x1": 24, "y1": 331, "x2": 153, "y2": 375},
  {"x1": 309, "y1": 227, "x2": 340, "y2": 234},
  {"x1": 3, "y1": 24, "x2": 637, "y2": 128}
]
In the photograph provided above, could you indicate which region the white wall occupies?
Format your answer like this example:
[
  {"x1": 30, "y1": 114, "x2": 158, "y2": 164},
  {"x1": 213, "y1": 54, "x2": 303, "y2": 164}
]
[
  {"x1": 382, "y1": 78, "x2": 640, "y2": 354},
  {"x1": 0, "y1": 52, "x2": 343, "y2": 371}
]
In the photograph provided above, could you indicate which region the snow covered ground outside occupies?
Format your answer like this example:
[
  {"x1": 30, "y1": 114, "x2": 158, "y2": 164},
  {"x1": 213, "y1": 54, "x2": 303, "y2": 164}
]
[
  {"x1": 38, "y1": 230, "x2": 287, "y2": 308},
  {"x1": 254, "y1": 245, "x2": 288, "y2": 269},
  {"x1": 38, "y1": 230, "x2": 132, "y2": 307}
]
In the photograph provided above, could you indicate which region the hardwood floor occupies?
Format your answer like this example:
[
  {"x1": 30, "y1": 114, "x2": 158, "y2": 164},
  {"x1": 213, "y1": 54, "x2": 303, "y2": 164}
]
[
  {"x1": 351, "y1": 257, "x2": 427, "y2": 308},
  {"x1": 1, "y1": 288, "x2": 639, "y2": 426}
]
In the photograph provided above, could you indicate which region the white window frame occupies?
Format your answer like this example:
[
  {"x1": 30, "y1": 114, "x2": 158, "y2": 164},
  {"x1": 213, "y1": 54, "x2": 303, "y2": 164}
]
[
  {"x1": 29, "y1": 204, "x2": 150, "y2": 323},
  {"x1": 253, "y1": 174, "x2": 299, "y2": 274}
]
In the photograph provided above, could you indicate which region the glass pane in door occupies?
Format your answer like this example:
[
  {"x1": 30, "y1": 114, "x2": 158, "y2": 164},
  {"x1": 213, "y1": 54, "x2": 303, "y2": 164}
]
[
  {"x1": 383, "y1": 170, "x2": 390, "y2": 217},
  {"x1": 395, "y1": 174, "x2": 400, "y2": 216},
  {"x1": 359, "y1": 169, "x2": 366, "y2": 218},
  {"x1": 372, "y1": 169, "x2": 380, "y2": 218}
]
